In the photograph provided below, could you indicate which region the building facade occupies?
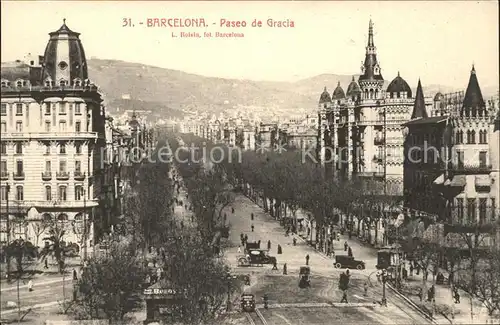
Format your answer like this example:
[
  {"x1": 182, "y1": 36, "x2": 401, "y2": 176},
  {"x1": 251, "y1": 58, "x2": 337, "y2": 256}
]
[
  {"x1": 0, "y1": 21, "x2": 106, "y2": 249},
  {"x1": 317, "y1": 20, "x2": 432, "y2": 196}
]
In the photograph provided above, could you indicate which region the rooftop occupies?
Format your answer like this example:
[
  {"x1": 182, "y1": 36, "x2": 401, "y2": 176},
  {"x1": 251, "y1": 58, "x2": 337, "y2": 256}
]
[{"x1": 403, "y1": 116, "x2": 448, "y2": 126}]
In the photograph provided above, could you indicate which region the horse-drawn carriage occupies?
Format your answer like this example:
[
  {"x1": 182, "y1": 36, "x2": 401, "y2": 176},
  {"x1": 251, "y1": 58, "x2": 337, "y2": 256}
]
[{"x1": 298, "y1": 266, "x2": 311, "y2": 288}]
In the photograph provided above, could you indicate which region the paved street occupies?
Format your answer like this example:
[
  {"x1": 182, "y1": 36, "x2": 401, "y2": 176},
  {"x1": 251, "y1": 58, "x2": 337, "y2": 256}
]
[{"x1": 222, "y1": 194, "x2": 432, "y2": 324}]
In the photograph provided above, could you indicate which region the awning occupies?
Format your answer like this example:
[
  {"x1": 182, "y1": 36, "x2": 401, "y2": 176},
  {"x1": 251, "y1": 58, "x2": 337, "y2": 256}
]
[
  {"x1": 433, "y1": 174, "x2": 445, "y2": 185},
  {"x1": 449, "y1": 175, "x2": 466, "y2": 187},
  {"x1": 475, "y1": 175, "x2": 490, "y2": 187}
]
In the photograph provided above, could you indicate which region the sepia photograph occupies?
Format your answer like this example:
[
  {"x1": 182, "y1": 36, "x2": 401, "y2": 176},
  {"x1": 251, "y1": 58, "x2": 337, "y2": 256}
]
[{"x1": 0, "y1": 1, "x2": 499, "y2": 324}]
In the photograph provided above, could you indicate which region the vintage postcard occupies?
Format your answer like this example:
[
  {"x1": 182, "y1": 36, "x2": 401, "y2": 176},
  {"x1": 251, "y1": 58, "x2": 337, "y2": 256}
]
[{"x1": 0, "y1": 1, "x2": 499, "y2": 324}]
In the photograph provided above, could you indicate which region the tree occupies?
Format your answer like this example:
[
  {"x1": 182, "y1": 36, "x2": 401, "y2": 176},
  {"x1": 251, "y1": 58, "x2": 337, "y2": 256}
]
[
  {"x1": 30, "y1": 219, "x2": 51, "y2": 248},
  {"x1": 39, "y1": 222, "x2": 69, "y2": 274},
  {"x1": 69, "y1": 237, "x2": 147, "y2": 321},
  {"x1": 472, "y1": 248, "x2": 500, "y2": 315}
]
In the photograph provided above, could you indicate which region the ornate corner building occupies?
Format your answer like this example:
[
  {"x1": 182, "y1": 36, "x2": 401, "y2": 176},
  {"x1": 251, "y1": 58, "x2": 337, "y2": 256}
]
[
  {"x1": 0, "y1": 21, "x2": 108, "y2": 248},
  {"x1": 317, "y1": 20, "x2": 433, "y2": 197}
]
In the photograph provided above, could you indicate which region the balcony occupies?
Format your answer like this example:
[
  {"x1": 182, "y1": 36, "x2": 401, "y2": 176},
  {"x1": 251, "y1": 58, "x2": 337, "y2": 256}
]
[
  {"x1": 41, "y1": 172, "x2": 52, "y2": 181},
  {"x1": 1, "y1": 171, "x2": 8, "y2": 180},
  {"x1": 56, "y1": 171, "x2": 70, "y2": 180},
  {"x1": 447, "y1": 163, "x2": 492, "y2": 174},
  {"x1": 374, "y1": 137, "x2": 385, "y2": 145},
  {"x1": 74, "y1": 171, "x2": 86, "y2": 180},
  {"x1": 13, "y1": 172, "x2": 25, "y2": 180},
  {"x1": 1, "y1": 132, "x2": 99, "y2": 141},
  {"x1": 372, "y1": 155, "x2": 383, "y2": 163}
]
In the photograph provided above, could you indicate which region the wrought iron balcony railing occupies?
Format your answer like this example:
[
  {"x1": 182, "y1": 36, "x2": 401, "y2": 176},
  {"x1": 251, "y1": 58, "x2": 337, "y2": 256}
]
[
  {"x1": 56, "y1": 171, "x2": 70, "y2": 180},
  {"x1": 447, "y1": 163, "x2": 492, "y2": 173},
  {"x1": 74, "y1": 171, "x2": 86, "y2": 180},
  {"x1": 41, "y1": 172, "x2": 52, "y2": 180},
  {"x1": 374, "y1": 137, "x2": 385, "y2": 145},
  {"x1": 13, "y1": 172, "x2": 25, "y2": 180}
]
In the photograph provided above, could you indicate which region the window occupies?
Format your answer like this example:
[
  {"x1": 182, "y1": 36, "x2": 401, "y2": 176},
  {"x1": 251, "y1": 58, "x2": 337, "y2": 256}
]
[
  {"x1": 75, "y1": 185, "x2": 83, "y2": 200},
  {"x1": 16, "y1": 80, "x2": 23, "y2": 88},
  {"x1": 470, "y1": 130, "x2": 476, "y2": 144},
  {"x1": 59, "y1": 80, "x2": 66, "y2": 87},
  {"x1": 467, "y1": 198, "x2": 477, "y2": 223},
  {"x1": 58, "y1": 186, "x2": 67, "y2": 201},
  {"x1": 75, "y1": 121, "x2": 81, "y2": 132},
  {"x1": 16, "y1": 185, "x2": 23, "y2": 200},
  {"x1": 1, "y1": 142, "x2": 6, "y2": 155},
  {"x1": 75, "y1": 103, "x2": 81, "y2": 115},
  {"x1": 479, "y1": 130, "x2": 488, "y2": 144},
  {"x1": 59, "y1": 103, "x2": 66, "y2": 115},
  {"x1": 45, "y1": 144, "x2": 50, "y2": 155},
  {"x1": 74, "y1": 79, "x2": 82, "y2": 87},
  {"x1": 0, "y1": 160, "x2": 6, "y2": 172},
  {"x1": 45, "y1": 160, "x2": 51, "y2": 172},
  {"x1": 59, "y1": 121, "x2": 67, "y2": 131},
  {"x1": 1, "y1": 122, "x2": 6, "y2": 133},
  {"x1": 15, "y1": 142, "x2": 22, "y2": 154},
  {"x1": 1, "y1": 103, "x2": 6, "y2": 116},
  {"x1": 45, "y1": 121, "x2": 51, "y2": 132},
  {"x1": 16, "y1": 121, "x2": 22, "y2": 132},
  {"x1": 16, "y1": 160, "x2": 23, "y2": 175},
  {"x1": 0, "y1": 186, "x2": 8, "y2": 201},
  {"x1": 479, "y1": 198, "x2": 487, "y2": 223},
  {"x1": 479, "y1": 151, "x2": 487, "y2": 167},
  {"x1": 456, "y1": 198, "x2": 464, "y2": 221},
  {"x1": 75, "y1": 160, "x2": 81, "y2": 172},
  {"x1": 75, "y1": 143, "x2": 82, "y2": 154},
  {"x1": 457, "y1": 150, "x2": 464, "y2": 168},
  {"x1": 60, "y1": 144, "x2": 66, "y2": 154},
  {"x1": 45, "y1": 104, "x2": 51, "y2": 115},
  {"x1": 45, "y1": 185, "x2": 52, "y2": 201},
  {"x1": 59, "y1": 160, "x2": 66, "y2": 172},
  {"x1": 16, "y1": 103, "x2": 23, "y2": 115},
  {"x1": 492, "y1": 198, "x2": 497, "y2": 221}
]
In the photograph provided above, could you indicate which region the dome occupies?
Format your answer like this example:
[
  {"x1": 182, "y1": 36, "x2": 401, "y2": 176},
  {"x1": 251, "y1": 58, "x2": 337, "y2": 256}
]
[
  {"x1": 346, "y1": 76, "x2": 361, "y2": 97},
  {"x1": 434, "y1": 92, "x2": 443, "y2": 101},
  {"x1": 41, "y1": 19, "x2": 88, "y2": 83},
  {"x1": 332, "y1": 82, "x2": 345, "y2": 100},
  {"x1": 386, "y1": 72, "x2": 412, "y2": 98},
  {"x1": 319, "y1": 87, "x2": 332, "y2": 103}
]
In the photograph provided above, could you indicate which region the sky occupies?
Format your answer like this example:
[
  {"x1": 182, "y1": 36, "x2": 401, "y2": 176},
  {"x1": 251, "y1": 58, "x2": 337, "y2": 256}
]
[{"x1": 1, "y1": 1, "x2": 499, "y2": 89}]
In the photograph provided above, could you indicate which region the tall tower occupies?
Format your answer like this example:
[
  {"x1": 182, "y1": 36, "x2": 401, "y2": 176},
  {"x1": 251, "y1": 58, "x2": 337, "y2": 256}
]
[
  {"x1": 358, "y1": 19, "x2": 384, "y2": 99},
  {"x1": 41, "y1": 19, "x2": 88, "y2": 84}
]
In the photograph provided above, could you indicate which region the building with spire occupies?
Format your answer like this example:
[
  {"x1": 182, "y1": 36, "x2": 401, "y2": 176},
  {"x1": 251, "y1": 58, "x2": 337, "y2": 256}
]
[
  {"x1": 317, "y1": 19, "x2": 432, "y2": 197},
  {"x1": 0, "y1": 20, "x2": 108, "y2": 249},
  {"x1": 402, "y1": 66, "x2": 499, "y2": 246}
]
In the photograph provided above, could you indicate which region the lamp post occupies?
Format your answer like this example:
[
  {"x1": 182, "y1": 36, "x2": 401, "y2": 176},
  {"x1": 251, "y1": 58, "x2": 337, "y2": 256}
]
[
  {"x1": 82, "y1": 187, "x2": 87, "y2": 262},
  {"x1": 5, "y1": 183, "x2": 11, "y2": 279},
  {"x1": 381, "y1": 269, "x2": 387, "y2": 306}
]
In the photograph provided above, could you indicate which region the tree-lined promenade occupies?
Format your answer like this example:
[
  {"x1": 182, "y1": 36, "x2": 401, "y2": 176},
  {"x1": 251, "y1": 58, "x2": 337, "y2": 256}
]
[{"x1": 173, "y1": 133, "x2": 500, "y2": 319}]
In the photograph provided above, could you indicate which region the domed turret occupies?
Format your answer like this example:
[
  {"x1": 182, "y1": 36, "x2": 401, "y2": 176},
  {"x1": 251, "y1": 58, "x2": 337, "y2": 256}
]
[
  {"x1": 41, "y1": 19, "x2": 88, "y2": 84},
  {"x1": 386, "y1": 72, "x2": 412, "y2": 98},
  {"x1": 319, "y1": 87, "x2": 332, "y2": 104},
  {"x1": 434, "y1": 92, "x2": 443, "y2": 102},
  {"x1": 332, "y1": 82, "x2": 345, "y2": 100},
  {"x1": 346, "y1": 76, "x2": 361, "y2": 98}
]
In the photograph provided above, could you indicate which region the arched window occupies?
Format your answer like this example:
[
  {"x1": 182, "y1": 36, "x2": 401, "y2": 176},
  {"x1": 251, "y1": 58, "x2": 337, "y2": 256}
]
[
  {"x1": 75, "y1": 185, "x2": 84, "y2": 200},
  {"x1": 74, "y1": 79, "x2": 82, "y2": 87},
  {"x1": 74, "y1": 213, "x2": 83, "y2": 221},
  {"x1": 58, "y1": 185, "x2": 67, "y2": 201},
  {"x1": 57, "y1": 214, "x2": 68, "y2": 222},
  {"x1": 59, "y1": 80, "x2": 67, "y2": 87},
  {"x1": 16, "y1": 185, "x2": 23, "y2": 200},
  {"x1": 1, "y1": 80, "x2": 8, "y2": 87},
  {"x1": 42, "y1": 213, "x2": 52, "y2": 222},
  {"x1": 16, "y1": 80, "x2": 23, "y2": 88},
  {"x1": 470, "y1": 130, "x2": 476, "y2": 144},
  {"x1": 45, "y1": 79, "x2": 53, "y2": 87}
]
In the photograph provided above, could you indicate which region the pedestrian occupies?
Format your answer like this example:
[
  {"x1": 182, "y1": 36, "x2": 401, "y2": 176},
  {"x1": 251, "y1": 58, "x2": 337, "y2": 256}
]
[
  {"x1": 237, "y1": 245, "x2": 242, "y2": 253},
  {"x1": 344, "y1": 241, "x2": 348, "y2": 251},
  {"x1": 416, "y1": 264, "x2": 421, "y2": 275},
  {"x1": 409, "y1": 263, "x2": 414, "y2": 277},
  {"x1": 232, "y1": 207, "x2": 235, "y2": 214},
  {"x1": 417, "y1": 287, "x2": 423, "y2": 301},
  {"x1": 244, "y1": 234, "x2": 248, "y2": 243},
  {"x1": 251, "y1": 224, "x2": 254, "y2": 232},
  {"x1": 337, "y1": 233, "x2": 340, "y2": 241},
  {"x1": 293, "y1": 237, "x2": 297, "y2": 246},
  {"x1": 73, "y1": 269, "x2": 78, "y2": 281},
  {"x1": 402, "y1": 268, "x2": 408, "y2": 281},
  {"x1": 283, "y1": 263, "x2": 287, "y2": 275},
  {"x1": 453, "y1": 288, "x2": 460, "y2": 303},
  {"x1": 272, "y1": 261, "x2": 278, "y2": 270},
  {"x1": 251, "y1": 213, "x2": 254, "y2": 220},
  {"x1": 364, "y1": 282, "x2": 368, "y2": 296},
  {"x1": 44, "y1": 259, "x2": 48, "y2": 269},
  {"x1": 305, "y1": 254, "x2": 310, "y2": 266},
  {"x1": 267, "y1": 240, "x2": 271, "y2": 250},
  {"x1": 258, "y1": 240, "x2": 261, "y2": 247},
  {"x1": 347, "y1": 246, "x2": 353, "y2": 257},
  {"x1": 28, "y1": 280, "x2": 33, "y2": 292},
  {"x1": 277, "y1": 244, "x2": 282, "y2": 255}
]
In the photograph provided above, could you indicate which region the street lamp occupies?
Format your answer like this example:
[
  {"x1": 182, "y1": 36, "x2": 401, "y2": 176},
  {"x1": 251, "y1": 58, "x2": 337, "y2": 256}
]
[
  {"x1": 225, "y1": 272, "x2": 232, "y2": 311},
  {"x1": 5, "y1": 183, "x2": 11, "y2": 279},
  {"x1": 381, "y1": 269, "x2": 387, "y2": 306}
]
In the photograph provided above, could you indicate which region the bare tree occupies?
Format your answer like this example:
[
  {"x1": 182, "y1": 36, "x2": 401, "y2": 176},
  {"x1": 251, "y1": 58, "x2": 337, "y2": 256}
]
[{"x1": 30, "y1": 219, "x2": 51, "y2": 248}]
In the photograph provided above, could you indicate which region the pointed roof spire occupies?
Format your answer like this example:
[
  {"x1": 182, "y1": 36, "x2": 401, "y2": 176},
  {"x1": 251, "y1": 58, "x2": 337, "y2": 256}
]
[
  {"x1": 462, "y1": 65, "x2": 485, "y2": 112},
  {"x1": 368, "y1": 19, "x2": 374, "y2": 47},
  {"x1": 337, "y1": 81, "x2": 341, "y2": 87},
  {"x1": 324, "y1": 86, "x2": 327, "y2": 92},
  {"x1": 397, "y1": 71, "x2": 400, "y2": 77},
  {"x1": 63, "y1": 18, "x2": 66, "y2": 24},
  {"x1": 411, "y1": 79, "x2": 428, "y2": 119},
  {"x1": 471, "y1": 63, "x2": 476, "y2": 74},
  {"x1": 352, "y1": 76, "x2": 355, "y2": 82}
]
